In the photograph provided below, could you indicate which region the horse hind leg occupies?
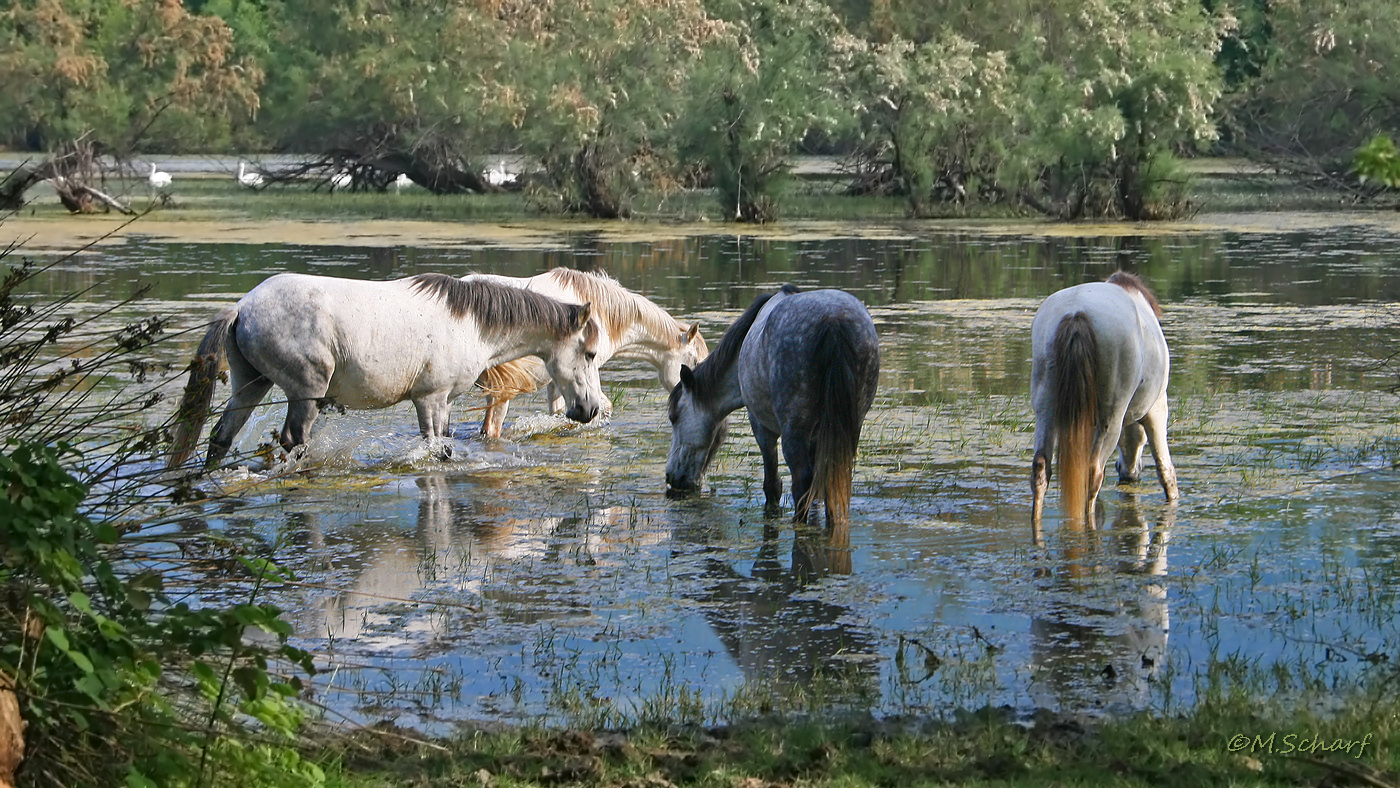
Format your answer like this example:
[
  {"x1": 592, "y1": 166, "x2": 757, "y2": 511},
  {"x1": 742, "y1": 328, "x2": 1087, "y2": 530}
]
[
  {"x1": 782, "y1": 434, "x2": 816, "y2": 526},
  {"x1": 280, "y1": 396, "x2": 323, "y2": 456},
  {"x1": 1030, "y1": 418, "x2": 1055, "y2": 538},
  {"x1": 1141, "y1": 395, "x2": 1179, "y2": 501},
  {"x1": 207, "y1": 376, "x2": 274, "y2": 469},
  {"x1": 1116, "y1": 420, "x2": 1147, "y2": 483}
]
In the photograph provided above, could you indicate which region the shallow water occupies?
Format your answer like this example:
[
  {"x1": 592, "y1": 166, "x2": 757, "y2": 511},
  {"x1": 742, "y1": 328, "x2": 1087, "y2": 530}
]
[{"x1": 14, "y1": 215, "x2": 1400, "y2": 727}]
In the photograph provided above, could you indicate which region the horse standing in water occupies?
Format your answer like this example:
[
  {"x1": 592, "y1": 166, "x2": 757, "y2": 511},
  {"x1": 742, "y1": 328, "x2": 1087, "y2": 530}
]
[
  {"x1": 168, "y1": 273, "x2": 604, "y2": 471},
  {"x1": 473, "y1": 268, "x2": 708, "y2": 437},
  {"x1": 1030, "y1": 271, "x2": 1179, "y2": 531},
  {"x1": 665, "y1": 285, "x2": 881, "y2": 527}
]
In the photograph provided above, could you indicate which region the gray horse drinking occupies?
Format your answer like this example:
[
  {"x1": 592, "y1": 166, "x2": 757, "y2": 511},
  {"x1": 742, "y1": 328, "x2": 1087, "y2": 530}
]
[{"x1": 665, "y1": 285, "x2": 880, "y2": 527}]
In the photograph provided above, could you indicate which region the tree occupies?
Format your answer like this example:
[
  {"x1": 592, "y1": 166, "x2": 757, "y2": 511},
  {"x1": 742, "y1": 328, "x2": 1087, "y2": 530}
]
[
  {"x1": 677, "y1": 0, "x2": 857, "y2": 222},
  {"x1": 0, "y1": 0, "x2": 265, "y2": 152}
]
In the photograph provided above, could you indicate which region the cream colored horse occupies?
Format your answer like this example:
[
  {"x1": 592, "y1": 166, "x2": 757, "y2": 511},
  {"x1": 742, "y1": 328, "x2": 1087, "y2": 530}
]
[{"x1": 474, "y1": 268, "x2": 707, "y2": 437}]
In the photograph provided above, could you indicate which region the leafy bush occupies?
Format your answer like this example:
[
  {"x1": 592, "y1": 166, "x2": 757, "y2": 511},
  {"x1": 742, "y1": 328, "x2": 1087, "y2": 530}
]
[{"x1": 0, "y1": 237, "x2": 321, "y2": 788}]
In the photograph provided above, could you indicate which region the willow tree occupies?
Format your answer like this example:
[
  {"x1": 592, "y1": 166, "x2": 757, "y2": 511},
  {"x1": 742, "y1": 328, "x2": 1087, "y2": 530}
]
[
  {"x1": 1224, "y1": 0, "x2": 1400, "y2": 179},
  {"x1": 0, "y1": 0, "x2": 264, "y2": 152},
  {"x1": 849, "y1": 33, "x2": 1016, "y2": 217},
  {"x1": 676, "y1": 0, "x2": 857, "y2": 223},
  {"x1": 506, "y1": 0, "x2": 722, "y2": 218}
]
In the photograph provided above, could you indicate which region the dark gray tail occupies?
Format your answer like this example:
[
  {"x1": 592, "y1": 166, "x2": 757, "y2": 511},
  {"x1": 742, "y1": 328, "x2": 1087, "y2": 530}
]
[
  {"x1": 802, "y1": 320, "x2": 876, "y2": 527},
  {"x1": 166, "y1": 307, "x2": 237, "y2": 469},
  {"x1": 1051, "y1": 312, "x2": 1098, "y2": 521}
]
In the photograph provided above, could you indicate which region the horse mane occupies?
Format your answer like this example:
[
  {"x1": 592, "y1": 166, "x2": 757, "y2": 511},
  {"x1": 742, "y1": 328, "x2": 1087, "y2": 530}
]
[
  {"x1": 1107, "y1": 271, "x2": 1162, "y2": 317},
  {"x1": 410, "y1": 273, "x2": 579, "y2": 339},
  {"x1": 546, "y1": 267, "x2": 688, "y2": 346},
  {"x1": 689, "y1": 284, "x2": 798, "y2": 399}
]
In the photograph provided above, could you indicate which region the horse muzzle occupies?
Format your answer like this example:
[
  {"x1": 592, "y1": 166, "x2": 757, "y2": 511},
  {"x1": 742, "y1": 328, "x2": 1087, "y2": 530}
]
[
  {"x1": 565, "y1": 403, "x2": 599, "y2": 424},
  {"x1": 665, "y1": 472, "x2": 699, "y2": 497}
]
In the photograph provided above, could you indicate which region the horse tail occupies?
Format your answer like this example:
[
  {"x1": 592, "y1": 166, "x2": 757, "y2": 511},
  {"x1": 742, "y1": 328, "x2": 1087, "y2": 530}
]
[
  {"x1": 1051, "y1": 312, "x2": 1098, "y2": 521},
  {"x1": 167, "y1": 306, "x2": 238, "y2": 469},
  {"x1": 802, "y1": 320, "x2": 869, "y2": 528},
  {"x1": 477, "y1": 357, "x2": 548, "y2": 401}
]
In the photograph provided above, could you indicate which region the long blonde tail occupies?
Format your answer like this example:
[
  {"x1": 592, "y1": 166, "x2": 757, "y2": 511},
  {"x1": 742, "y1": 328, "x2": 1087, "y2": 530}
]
[
  {"x1": 166, "y1": 307, "x2": 237, "y2": 469},
  {"x1": 1051, "y1": 312, "x2": 1098, "y2": 522}
]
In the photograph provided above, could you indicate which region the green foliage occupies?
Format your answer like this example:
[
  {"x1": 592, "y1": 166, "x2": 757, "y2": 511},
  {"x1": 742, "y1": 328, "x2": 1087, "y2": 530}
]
[
  {"x1": 1225, "y1": 0, "x2": 1400, "y2": 165},
  {"x1": 0, "y1": 0, "x2": 265, "y2": 152},
  {"x1": 1354, "y1": 134, "x2": 1400, "y2": 187},
  {"x1": 0, "y1": 440, "x2": 319, "y2": 788},
  {"x1": 850, "y1": 33, "x2": 1016, "y2": 216},
  {"x1": 677, "y1": 0, "x2": 857, "y2": 222},
  {"x1": 0, "y1": 241, "x2": 320, "y2": 788}
]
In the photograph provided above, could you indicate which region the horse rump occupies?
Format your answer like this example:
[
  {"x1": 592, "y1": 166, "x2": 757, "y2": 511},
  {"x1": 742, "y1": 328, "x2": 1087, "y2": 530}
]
[
  {"x1": 1050, "y1": 311, "x2": 1098, "y2": 521},
  {"x1": 801, "y1": 317, "x2": 878, "y2": 527}
]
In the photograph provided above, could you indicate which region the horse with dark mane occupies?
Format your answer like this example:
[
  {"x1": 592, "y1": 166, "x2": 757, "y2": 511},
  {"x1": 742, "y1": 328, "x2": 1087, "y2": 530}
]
[
  {"x1": 168, "y1": 272, "x2": 604, "y2": 470},
  {"x1": 665, "y1": 285, "x2": 881, "y2": 527}
]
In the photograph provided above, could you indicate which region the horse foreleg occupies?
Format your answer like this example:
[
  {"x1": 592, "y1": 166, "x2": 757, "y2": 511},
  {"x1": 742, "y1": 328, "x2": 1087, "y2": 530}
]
[
  {"x1": 782, "y1": 434, "x2": 815, "y2": 526},
  {"x1": 206, "y1": 377, "x2": 273, "y2": 469},
  {"x1": 1030, "y1": 417, "x2": 1055, "y2": 538},
  {"x1": 414, "y1": 393, "x2": 454, "y2": 458},
  {"x1": 481, "y1": 395, "x2": 510, "y2": 439},
  {"x1": 749, "y1": 415, "x2": 783, "y2": 517},
  {"x1": 1141, "y1": 396, "x2": 1179, "y2": 501},
  {"x1": 1116, "y1": 421, "x2": 1147, "y2": 483}
]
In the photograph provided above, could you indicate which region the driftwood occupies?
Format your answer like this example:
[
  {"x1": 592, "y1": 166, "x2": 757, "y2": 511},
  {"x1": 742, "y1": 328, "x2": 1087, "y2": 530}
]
[
  {"x1": 0, "y1": 670, "x2": 21, "y2": 788},
  {"x1": 0, "y1": 136, "x2": 134, "y2": 215}
]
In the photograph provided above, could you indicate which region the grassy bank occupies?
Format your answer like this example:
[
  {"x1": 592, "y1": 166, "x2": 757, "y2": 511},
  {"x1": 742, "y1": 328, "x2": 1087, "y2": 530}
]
[
  {"x1": 319, "y1": 692, "x2": 1400, "y2": 787},
  {"x1": 9, "y1": 163, "x2": 1376, "y2": 226}
]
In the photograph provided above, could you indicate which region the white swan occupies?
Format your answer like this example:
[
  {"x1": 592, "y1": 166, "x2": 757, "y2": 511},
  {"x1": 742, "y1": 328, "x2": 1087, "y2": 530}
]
[
  {"x1": 237, "y1": 162, "x2": 264, "y2": 188},
  {"x1": 484, "y1": 162, "x2": 517, "y2": 187},
  {"x1": 148, "y1": 163, "x2": 172, "y2": 189}
]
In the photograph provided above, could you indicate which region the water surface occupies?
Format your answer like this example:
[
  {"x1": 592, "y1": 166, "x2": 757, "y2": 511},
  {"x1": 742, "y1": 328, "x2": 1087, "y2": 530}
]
[{"x1": 17, "y1": 214, "x2": 1400, "y2": 727}]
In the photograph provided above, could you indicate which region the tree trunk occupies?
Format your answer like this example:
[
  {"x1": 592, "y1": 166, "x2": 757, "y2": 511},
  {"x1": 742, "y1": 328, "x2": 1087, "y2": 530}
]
[{"x1": 0, "y1": 670, "x2": 22, "y2": 788}]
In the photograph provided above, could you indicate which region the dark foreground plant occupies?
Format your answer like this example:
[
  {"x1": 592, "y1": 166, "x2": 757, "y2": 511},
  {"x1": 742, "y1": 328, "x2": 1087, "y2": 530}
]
[{"x1": 0, "y1": 228, "x2": 323, "y2": 787}]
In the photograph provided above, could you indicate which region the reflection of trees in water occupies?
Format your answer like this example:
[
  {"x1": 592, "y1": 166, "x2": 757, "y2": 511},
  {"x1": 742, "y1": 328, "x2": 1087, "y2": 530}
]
[{"x1": 1029, "y1": 500, "x2": 1171, "y2": 711}]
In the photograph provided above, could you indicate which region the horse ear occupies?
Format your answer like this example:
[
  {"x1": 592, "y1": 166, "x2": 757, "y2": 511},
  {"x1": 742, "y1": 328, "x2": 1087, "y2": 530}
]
[
  {"x1": 573, "y1": 302, "x2": 593, "y2": 331},
  {"x1": 685, "y1": 322, "x2": 700, "y2": 344},
  {"x1": 679, "y1": 365, "x2": 695, "y2": 389}
]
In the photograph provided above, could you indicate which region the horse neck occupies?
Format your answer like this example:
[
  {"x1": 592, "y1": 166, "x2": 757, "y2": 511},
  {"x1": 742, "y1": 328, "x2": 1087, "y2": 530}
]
[
  {"x1": 696, "y1": 355, "x2": 745, "y2": 416},
  {"x1": 610, "y1": 295, "x2": 684, "y2": 367},
  {"x1": 481, "y1": 323, "x2": 567, "y2": 367}
]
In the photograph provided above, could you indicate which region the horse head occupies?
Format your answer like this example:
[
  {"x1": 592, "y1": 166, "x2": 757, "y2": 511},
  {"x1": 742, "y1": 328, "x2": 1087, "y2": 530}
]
[
  {"x1": 659, "y1": 322, "x2": 709, "y2": 392},
  {"x1": 543, "y1": 302, "x2": 604, "y2": 424},
  {"x1": 664, "y1": 364, "x2": 728, "y2": 495}
]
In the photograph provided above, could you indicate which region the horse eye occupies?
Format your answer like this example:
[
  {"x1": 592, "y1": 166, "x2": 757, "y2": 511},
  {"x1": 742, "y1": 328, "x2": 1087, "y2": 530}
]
[{"x1": 586, "y1": 351, "x2": 598, "y2": 362}]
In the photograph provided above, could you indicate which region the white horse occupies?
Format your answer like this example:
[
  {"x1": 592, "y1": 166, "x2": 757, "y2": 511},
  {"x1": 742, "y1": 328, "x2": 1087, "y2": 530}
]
[
  {"x1": 1030, "y1": 271, "x2": 1179, "y2": 529},
  {"x1": 168, "y1": 273, "x2": 604, "y2": 470},
  {"x1": 473, "y1": 268, "x2": 708, "y2": 438}
]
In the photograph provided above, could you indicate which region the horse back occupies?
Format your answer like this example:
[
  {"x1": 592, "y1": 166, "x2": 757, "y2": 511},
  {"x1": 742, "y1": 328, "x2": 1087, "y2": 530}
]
[
  {"x1": 743, "y1": 290, "x2": 880, "y2": 430},
  {"x1": 233, "y1": 274, "x2": 486, "y2": 406}
]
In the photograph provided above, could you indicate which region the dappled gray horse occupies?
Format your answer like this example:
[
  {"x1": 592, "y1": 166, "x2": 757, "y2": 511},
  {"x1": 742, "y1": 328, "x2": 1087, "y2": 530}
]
[
  {"x1": 168, "y1": 273, "x2": 604, "y2": 470},
  {"x1": 1030, "y1": 271, "x2": 1179, "y2": 530},
  {"x1": 665, "y1": 285, "x2": 880, "y2": 527}
]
